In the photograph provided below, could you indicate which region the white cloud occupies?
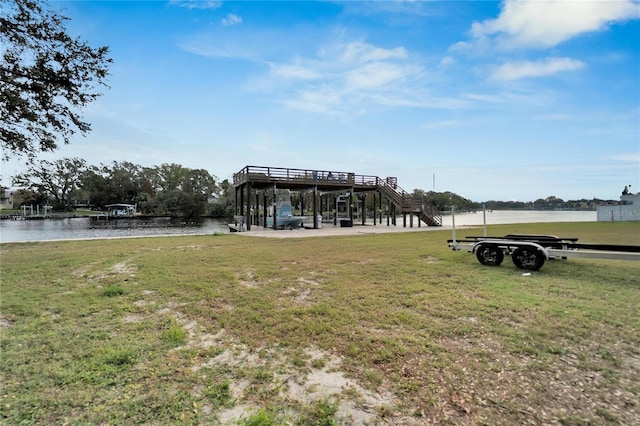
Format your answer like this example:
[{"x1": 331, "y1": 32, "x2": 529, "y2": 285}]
[
  {"x1": 534, "y1": 113, "x2": 575, "y2": 121},
  {"x1": 422, "y1": 120, "x2": 470, "y2": 130},
  {"x1": 169, "y1": 0, "x2": 221, "y2": 10},
  {"x1": 337, "y1": 41, "x2": 407, "y2": 63},
  {"x1": 221, "y1": 13, "x2": 242, "y2": 26},
  {"x1": 264, "y1": 40, "x2": 426, "y2": 115},
  {"x1": 439, "y1": 56, "x2": 455, "y2": 67},
  {"x1": 491, "y1": 57, "x2": 586, "y2": 81},
  {"x1": 344, "y1": 61, "x2": 419, "y2": 91},
  {"x1": 181, "y1": 40, "x2": 255, "y2": 60},
  {"x1": 281, "y1": 87, "x2": 344, "y2": 115},
  {"x1": 608, "y1": 152, "x2": 640, "y2": 162},
  {"x1": 470, "y1": 0, "x2": 640, "y2": 50},
  {"x1": 269, "y1": 63, "x2": 320, "y2": 81}
]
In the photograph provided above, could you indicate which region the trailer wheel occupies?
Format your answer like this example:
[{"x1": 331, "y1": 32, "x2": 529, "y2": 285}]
[
  {"x1": 476, "y1": 245, "x2": 504, "y2": 266},
  {"x1": 512, "y1": 247, "x2": 545, "y2": 271}
]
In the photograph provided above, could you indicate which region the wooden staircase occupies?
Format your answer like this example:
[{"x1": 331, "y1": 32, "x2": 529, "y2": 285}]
[{"x1": 376, "y1": 178, "x2": 442, "y2": 226}]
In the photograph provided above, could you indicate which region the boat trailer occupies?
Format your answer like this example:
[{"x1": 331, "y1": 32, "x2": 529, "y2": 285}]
[{"x1": 448, "y1": 234, "x2": 640, "y2": 271}]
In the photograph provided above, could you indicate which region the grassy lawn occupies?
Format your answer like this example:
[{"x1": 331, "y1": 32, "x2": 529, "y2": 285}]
[{"x1": 1, "y1": 222, "x2": 639, "y2": 425}]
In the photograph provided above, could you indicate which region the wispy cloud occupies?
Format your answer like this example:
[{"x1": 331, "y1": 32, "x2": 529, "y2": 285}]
[
  {"x1": 281, "y1": 87, "x2": 345, "y2": 116},
  {"x1": 344, "y1": 61, "x2": 420, "y2": 91},
  {"x1": 180, "y1": 30, "x2": 273, "y2": 61},
  {"x1": 169, "y1": 0, "x2": 221, "y2": 10},
  {"x1": 607, "y1": 152, "x2": 640, "y2": 163},
  {"x1": 422, "y1": 120, "x2": 470, "y2": 130},
  {"x1": 221, "y1": 13, "x2": 242, "y2": 27},
  {"x1": 439, "y1": 56, "x2": 454, "y2": 68},
  {"x1": 490, "y1": 57, "x2": 586, "y2": 81},
  {"x1": 268, "y1": 63, "x2": 320, "y2": 81},
  {"x1": 337, "y1": 42, "x2": 407, "y2": 63},
  {"x1": 274, "y1": 41, "x2": 426, "y2": 115},
  {"x1": 534, "y1": 113, "x2": 575, "y2": 121}
]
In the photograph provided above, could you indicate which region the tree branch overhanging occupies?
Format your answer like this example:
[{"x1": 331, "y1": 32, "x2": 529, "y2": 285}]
[{"x1": 0, "y1": 0, "x2": 112, "y2": 161}]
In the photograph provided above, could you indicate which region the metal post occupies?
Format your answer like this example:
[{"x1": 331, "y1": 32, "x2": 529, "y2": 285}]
[
  {"x1": 452, "y1": 205, "x2": 457, "y2": 244},
  {"x1": 482, "y1": 203, "x2": 487, "y2": 237}
]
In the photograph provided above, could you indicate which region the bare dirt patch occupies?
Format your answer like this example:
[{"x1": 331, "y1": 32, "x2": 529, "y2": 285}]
[
  {"x1": 111, "y1": 261, "x2": 136, "y2": 276},
  {"x1": 419, "y1": 254, "x2": 439, "y2": 263},
  {"x1": 0, "y1": 314, "x2": 13, "y2": 329},
  {"x1": 236, "y1": 269, "x2": 274, "y2": 288},
  {"x1": 279, "y1": 276, "x2": 323, "y2": 306},
  {"x1": 72, "y1": 259, "x2": 138, "y2": 282},
  {"x1": 175, "y1": 244, "x2": 207, "y2": 250},
  {"x1": 165, "y1": 312, "x2": 406, "y2": 424},
  {"x1": 123, "y1": 314, "x2": 145, "y2": 323}
]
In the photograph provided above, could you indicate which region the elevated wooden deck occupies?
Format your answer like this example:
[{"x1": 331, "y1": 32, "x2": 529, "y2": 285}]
[
  {"x1": 233, "y1": 165, "x2": 442, "y2": 229},
  {"x1": 233, "y1": 166, "x2": 380, "y2": 192}
]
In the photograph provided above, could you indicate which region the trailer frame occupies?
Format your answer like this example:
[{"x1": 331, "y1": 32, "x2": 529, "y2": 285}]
[{"x1": 448, "y1": 234, "x2": 640, "y2": 271}]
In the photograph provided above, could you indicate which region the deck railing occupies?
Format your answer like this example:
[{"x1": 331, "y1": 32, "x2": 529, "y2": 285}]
[{"x1": 233, "y1": 165, "x2": 380, "y2": 187}]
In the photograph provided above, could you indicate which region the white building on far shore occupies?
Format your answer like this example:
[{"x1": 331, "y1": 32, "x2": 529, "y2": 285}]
[{"x1": 597, "y1": 191, "x2": 640, "y2": 222}]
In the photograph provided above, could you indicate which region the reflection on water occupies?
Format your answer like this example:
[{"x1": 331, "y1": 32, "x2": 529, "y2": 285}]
[
  {"x1": 0, "y1": 210, "x2": 597, "y2": 243},
  {"x1": 0, "y1": 217, "x2": 230, "y2": 243}
]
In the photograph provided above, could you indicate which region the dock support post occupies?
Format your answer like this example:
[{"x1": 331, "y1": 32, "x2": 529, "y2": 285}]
[
  {"x1": 349, "y1": 188, "x2": 354, "y2": 223},
  {"x1": 373, "y1": 193, "x2": 377, "y2": 225},
  {"x1": 254, "y1": 191, "x2": 259, "y2": 227},
  {"x1": 239, "y1": 184, "x2": 245, "y2": 219},
  {"x1": 262, "y1": 192, "x2": 268, "y2": 228},
  {"x1": 272, "y1": 185, "x2": 277, "y2": 230},
  {"x1": 386, "y1": 201, "x2": 390, "y2": 226},
  {"x1": 246, "y1": 182, "x2": 252, "y2": 231},
  {"x1": 234, "y1": 186, "x2": 240, "y2": 217},
  {"x1": 313, "y1": 187, "x2": 318, "y2": 229}
]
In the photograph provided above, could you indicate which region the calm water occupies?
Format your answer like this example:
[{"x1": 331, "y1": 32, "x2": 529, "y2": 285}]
[
  {"x1": 442, "y1": 209, "x2": 596, "y2": 226},
  {"x1": 0, "y1": 217, "x2": 230, "y2": 243},
  {"x1": 0, "y1": 210, "x2": 596, "y2": 243}
]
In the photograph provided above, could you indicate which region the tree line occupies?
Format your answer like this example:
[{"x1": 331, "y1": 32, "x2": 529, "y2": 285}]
[
  {"x1": 10, "y1": 158, "x2": 234, "y2": 218},
  {"x1": 414, "y1": 190, "x2": 612, "y2": 212},
  {"x1": 7, "y1": 158, "x2": 613, "y2": 218}
]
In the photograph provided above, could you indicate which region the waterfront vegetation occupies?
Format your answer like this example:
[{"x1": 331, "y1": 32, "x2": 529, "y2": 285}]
[{"x1": 1, "y1": 222, "x2": 639, "y2": 425}]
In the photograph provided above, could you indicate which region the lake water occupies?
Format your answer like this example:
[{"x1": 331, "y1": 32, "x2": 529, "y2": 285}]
[
  {"x1": 0, "y1": 210, "x2": 596, "y2": 243},
  {"x1": 0, "y1": 217, "x2": 230, "y2": 243},
  {"x1": 442, "y1": 209, "x2": 596, "y2": 226}
]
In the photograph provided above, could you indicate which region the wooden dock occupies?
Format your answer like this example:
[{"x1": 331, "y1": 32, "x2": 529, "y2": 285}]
[{"x1": 233, "y1": 165, "x2": 441, "y2": 231}]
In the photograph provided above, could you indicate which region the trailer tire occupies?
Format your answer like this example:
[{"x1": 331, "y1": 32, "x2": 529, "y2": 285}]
[
  {"x1": 476, "y1": 244, "x2": 504, "y2": 266},
  {"x1": 512, "y1": 247, "x2": 545, "y2": 271}
]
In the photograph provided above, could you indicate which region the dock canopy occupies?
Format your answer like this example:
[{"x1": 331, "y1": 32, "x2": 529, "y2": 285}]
[{"x1": 105, "y1": 203, "x2": 136, "y2": 217}]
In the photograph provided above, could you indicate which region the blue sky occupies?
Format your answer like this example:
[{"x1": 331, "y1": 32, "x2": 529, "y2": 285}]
[{"x1": 2, "y1": 0, "x2": 639, "y2": 201}]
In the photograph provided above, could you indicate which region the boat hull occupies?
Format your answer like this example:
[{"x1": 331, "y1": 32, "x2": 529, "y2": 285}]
[{"x1": 266, "y1": 216, "x2": 306, "y2": 229}]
